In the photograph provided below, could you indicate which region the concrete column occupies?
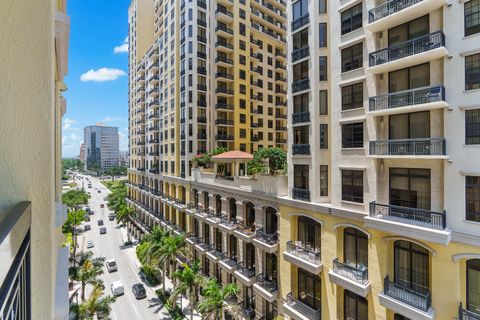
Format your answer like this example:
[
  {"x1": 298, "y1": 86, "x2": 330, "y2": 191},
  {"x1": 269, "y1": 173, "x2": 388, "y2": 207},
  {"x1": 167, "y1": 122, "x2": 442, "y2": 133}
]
[
  {"x1": 220, "y1": 197, "x2": 228, "y2": 215},
  {"x1": 236, "y1": 200, "x2": 245, "y2": 223},
  {"x1": 198, "y1": 191, "x2": 205, "y2": 208},
  {"x1": 254, "y1": 206, "x2": 264, "y2": 229},
  {"x1": 255, "y1": 247, "x2": 263, "y2": 276}
]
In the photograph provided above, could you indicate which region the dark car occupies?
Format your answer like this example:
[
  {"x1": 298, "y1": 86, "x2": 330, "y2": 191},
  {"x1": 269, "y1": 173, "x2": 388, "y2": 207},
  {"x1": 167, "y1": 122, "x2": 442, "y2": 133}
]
[
  {"x1": 132, "y1": 283, "x2": 147, "y2": 299},
  {"x1": 84, "y1": 224, "x2": 91, "y2": 231},
  {"x1": 99, "y1": 227, "x2": 107, "y2": 234},
  {"x1": 83, "y1": 215, "x2": 90, "y2": 222},
  {"x1": 108, "y1": 215, "x2": 115, "y2": 221},
  {"x1": 97, "y1": 219, "x2": 104, "y2": 226}
]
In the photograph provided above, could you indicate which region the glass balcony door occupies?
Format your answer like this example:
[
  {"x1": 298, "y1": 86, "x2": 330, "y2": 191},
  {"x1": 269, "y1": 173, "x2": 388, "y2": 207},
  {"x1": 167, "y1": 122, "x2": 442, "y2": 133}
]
[
  {"x1": 394, "y1": 240, "x2": 430, "y2": 295},
  {"x1": 389, "y1": 111, "x2": 430, "y2": 140},
  {"x1": 298, "y1": 268, "x2": 321, "y2": 310},
  {"x1": 344, "y1": 290, "x2": 368, "y2": 320},
  {"x1": 388, "y1": 15, "x2": 429, "y2": 46},
  {"x1": 229, "y1": 198, "x2": 237, "y2": 219},
  {"x1": 389, "y1": 168, "x2": 431, "y2": 210},
  {"x1": 245, "y1": 243, "x2": 255, "y2": 269},
  {"x1": 215, "y1": 228, "x2": 222, "y2": 251},
  {"x1": 389, "y1": 63, "x2": 430, "y2": 93},
  {"x1": 229, "y1": 234, "x2": 237, "y2": 260},
  {"x1": 344, "y1": 228, "x2": 368, "y2": 269},
  {"x1": 467, "y1": 259, "x2": 480, "y2": 314},
  {"x1": 265, "y1": 252, "x2": 278, "y2": 281},
  {"x1": 297, "y1": 216, "x2": 321, "y2": 249},
  {"x1": 265, "y1": 207, "x2": 278, "y2": 234}
]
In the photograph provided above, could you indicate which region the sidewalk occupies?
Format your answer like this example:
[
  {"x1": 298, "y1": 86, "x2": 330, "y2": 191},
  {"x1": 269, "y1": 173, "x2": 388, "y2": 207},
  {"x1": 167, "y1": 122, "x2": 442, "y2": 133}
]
[{"x1": 118, "y1": 226, "x2": 203, "y2": 320}]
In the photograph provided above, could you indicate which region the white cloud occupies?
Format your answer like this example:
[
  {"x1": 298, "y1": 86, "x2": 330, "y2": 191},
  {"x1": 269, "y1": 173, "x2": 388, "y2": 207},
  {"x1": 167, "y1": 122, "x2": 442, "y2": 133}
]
[
  {"x1": 80, "y1": 68, "x2": 126, "y2": 82},
  {"x1": 102, "y1": 116, "x2": 126, "y2": 123},
  {"x1": 114, "y1": 43, "x2": 128, "y2": 54},
  {"x1": 62, "y1": 133, "x2": 82, "y2": 157},
  {"x1": 118, "y1": 131, "x2": 128, "y2": 151},
  {"x1": 63, "y1": 118, "x2": 75, "y2": 130},
  {"x1": 114, "y1": 36, "x2": 129, "y2": 54}
]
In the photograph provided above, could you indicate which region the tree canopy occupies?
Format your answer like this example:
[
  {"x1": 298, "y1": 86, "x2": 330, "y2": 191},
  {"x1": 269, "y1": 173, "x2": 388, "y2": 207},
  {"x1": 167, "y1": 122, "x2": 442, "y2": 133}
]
[{"x1": 62, "y1": 189, "x2": 90, "y2": 208}]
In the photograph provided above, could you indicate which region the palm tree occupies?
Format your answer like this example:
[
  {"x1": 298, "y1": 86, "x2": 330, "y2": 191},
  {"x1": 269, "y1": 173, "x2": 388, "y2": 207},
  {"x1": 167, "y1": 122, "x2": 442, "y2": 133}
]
[
  {"x1": 154, "y1": 234, "x2": 186, "y2": 293},
  {"x1": 116, "y1": 204, "x2": 135, "y2": 241},
  {"x1": 71, "y1": 284, "x2": 116, "y2": 320},
  {"x1": 70, "y1": 251, "x2": 105, "y2": 301},
  {"x1": 197, "y1": 278, "x2": 240, "y2": 320},
  {"x1": 169, "y1": 260, "x2": 204, "y2": 320}
]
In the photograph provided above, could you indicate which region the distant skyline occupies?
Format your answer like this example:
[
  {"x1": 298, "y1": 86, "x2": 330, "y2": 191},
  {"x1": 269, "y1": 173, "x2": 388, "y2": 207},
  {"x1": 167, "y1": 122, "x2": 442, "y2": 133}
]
[{"x1": 62, "y1": 0, "x2": 130, "y2": 157}]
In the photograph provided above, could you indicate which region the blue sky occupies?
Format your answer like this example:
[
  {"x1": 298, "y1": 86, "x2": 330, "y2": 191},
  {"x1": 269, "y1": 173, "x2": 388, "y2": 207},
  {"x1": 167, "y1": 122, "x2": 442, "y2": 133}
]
[{"x1": 62, "y1": 0, "x2": 131, "y2": 157}]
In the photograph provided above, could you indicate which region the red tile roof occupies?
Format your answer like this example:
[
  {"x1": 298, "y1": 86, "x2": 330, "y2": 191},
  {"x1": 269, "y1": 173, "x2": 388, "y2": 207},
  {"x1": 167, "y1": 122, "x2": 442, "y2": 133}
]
[{"x1": 211, "y1": 150, "x2": 254, "y2": 160}]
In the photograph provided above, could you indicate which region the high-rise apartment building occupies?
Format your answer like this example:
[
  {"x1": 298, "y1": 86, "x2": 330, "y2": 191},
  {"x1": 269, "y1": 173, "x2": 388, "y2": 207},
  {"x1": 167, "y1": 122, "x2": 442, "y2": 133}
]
[
  {"x1": 79, "y1": 142, "x2": 86, "y2": 162},
  {"x1": 0, "y1": 1, "x2": 70, "y2": 319},
  {"x1": 128, "y1": 0, "x2": 480, "y2": 318},
  {"x1": 84, "y1": 124, "x2": 120, "y2": 170}
]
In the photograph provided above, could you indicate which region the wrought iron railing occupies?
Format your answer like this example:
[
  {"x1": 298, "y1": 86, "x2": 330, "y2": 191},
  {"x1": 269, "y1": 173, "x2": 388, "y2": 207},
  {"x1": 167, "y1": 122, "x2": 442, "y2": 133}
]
[
  {"x1": 459, "y1": 303, "x2": 480, "y2": 320},
  {"x1": 291, "y1": 14, "x2": 310, "y2": 31},
  {"x1": 369, "y1": 202, "x2": 446, "y2": 229},
  {"x1": 220, "y1": 252, "x2": 238, "y2": 267},
  {"x1": 236, "y1": 262, "x2": 256, "y2": 278},
  {"x1": 292, "y1": 78, "x2": 310, "y2": 93},
  {"x1": 369, "y1": 85, "x2": 445, "y2": 112},
  {"x1": 237, "y1": 223, "x2": 256, "y2": 236},
  {"x1": 332, "y1": 258, "x2": 368, "y2": 284},
  {"x1": 292, "y1": 144, "x2": 311, "y2": 155},
  {"x1": 292, "y1": 111, "x2": 310, "y2": 124},
  {"x1": 286, "y1": 292, "x2": 321, "y2": 320},
  {"x1": 384, "y1": 276, "x2": 431, "y2": 312},
  {"x1": 369, "y1": 0, "x2": 424, "y2": 23},
  {"x1": 292, "y1": 187, "x2": 310, "y2": 201},
  {"x1": 369, "y1": 31, "x2": 445, "y2": 67},
  {"x1": 256, "y1": 273, "x2": 278, "y2": 292},
  {"x1": 255, "y1": 229, "x2": 278, "y2": 245},
  {"x1": 369, "y1": 138, "x2": 446, "y2": 156},
  {"x1": 286, "y1": 240, "x2": 321, "y2": 264}
]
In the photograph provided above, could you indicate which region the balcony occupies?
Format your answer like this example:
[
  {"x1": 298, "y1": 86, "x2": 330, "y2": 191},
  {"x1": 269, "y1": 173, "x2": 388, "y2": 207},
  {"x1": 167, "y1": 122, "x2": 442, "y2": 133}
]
[
  {"x1": 292, "y1": 188, "x2": 310, "y2": 201},
  {"x1": 197, "y1": 19, "x2": 207, "y2": 28},
  {"x1": 215, "y1": 7, "x2": 234, "y2": 23},
  {"x1": 284, "y1": 292, "x2": 321, "y2": 320},
  {"x1": 368, "y1": 85, "x2": 447, "y2": 116},
  {"x1": 367, "y1": 0, "x2": 447, "y2": 32},
  {"x1": 328, "y1": 258, "x2": 370, "y2": 297},
  {"x1": 291, "y1": 14, "x2": 309, "y2": 32},
  {"x1": 215, "y1": 134, "x2": 234, "y2": 141},
  {"x1": 197, "y1": 116, "x2": 207, "y2": 124},
  {"x1": 216, "y1": 41, "x2": 234, "y2": 52},
  {"x1": 197, "y1": 35, "x2": 207, "y2": 43},
  {"x1": 292, "y1": 111, "x2": 310, "y2": 124},
  {"x1": 215, "y1": 55, "x2": 234, "y2": 67},
  {"x1": 215, "y1": 71, "x2": 234, "y2": 81},
  {"x1": 234, "y1": 223, "x2": 256, "y2": 242},
  {"x1": 216, "y1": 88, "x2": 234, "y2": 97},
  {"x1": 292, "y1": 46, "x2": 310, "y2": 62},
  {"x1": 219, "y1": 253, "x2": 238, "y2": 273},
  {"x1": 215, "y1": 25, "x2": 234, "y2": 37},
  {"x1": 253, "y1": 274, "x2": 278, "y2": 302},
  {"x1": 215, "y1": 103, "x2": 234, "y2": 111},
  {"x1": 197, "y1": 100, "x2": 207, "y2": 108},
  {"x1": 197, "y1": 133, "x2": 207, "y2": 140},
  {"x1": 379, "y1": 276, "x2": 434, "y2": 320},
  {"x1": 218, "y1": 216, "x2": 238, "y2": 233},
  {"x1": 186, "y1": 233, "x2": 201, "y2": 246},
  {"x1": 197, "y1": 67, "x2": 207, "y2": 75},
  {"x1": 206, "y1": 244, "x2": 222, "y2": 262},
  {"x1": 234, "y1": 262, "x2": 256, "y2": 286},
  {"x1": 365, "y1": 202, "x2": 451, "y2": 245},
  {"x1": 459, "y1": 303, "x2": 480, "y2": 320},
  {"x1": 215, "y1": 119, "x2": 234, "y2": 126},
  {"x1": 369, "y1": 138, "x2": 447, "y2": 159},
  {"x1": 197, "y1": 84, "x2": 207, "y2": 92},
  {"x1": 198, "y1": 0, "x2": 207, "y2": 9},
  {"x1": 283, "y1": 240, "x2": 322, "y2": 274},
  {"x1": 292, "y1": 78, "x2": 310, "y2": 93},
  {"x1": 368, "y1": 32, "x2": 447, "y2": 74},
  {"x1": 194, "y1": 239, "x2": 209, "y2": 253},
  {"x1": 197, "y1": 51, "x2": 207, "y2": 59},
  {"x1": 253, "y1": 229, "x2": 278, "y2": 253},
  {"x1": 292, "y1": 144, "x2": 310, "y2": 155},
  {"x1": 205, "y1": 211, "x2": 222, "y2": 226}
]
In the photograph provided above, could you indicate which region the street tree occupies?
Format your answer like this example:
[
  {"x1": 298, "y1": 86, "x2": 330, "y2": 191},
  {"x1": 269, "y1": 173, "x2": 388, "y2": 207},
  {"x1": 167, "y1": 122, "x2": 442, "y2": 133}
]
[
  {"x1": 169, "y1": 260, "x2": 204, "y2": 320},
  {"x1": 197, "y1": 279, "x2": 240, "y2": 320}
]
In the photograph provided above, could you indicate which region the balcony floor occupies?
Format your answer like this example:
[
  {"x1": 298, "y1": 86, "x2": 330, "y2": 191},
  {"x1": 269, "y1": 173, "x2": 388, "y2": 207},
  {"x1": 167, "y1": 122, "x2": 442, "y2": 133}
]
[
  {"x1": 283, "y1": 251, "x2": 323, "y2": 274},
  {"x1": 253, "y1": 284, "x2": 278, "y2": 303},
  {"x1": 327, "y1": 270, "x2": 371, "y2": 297},
  {"x1": 378, "y1": 292, "x2": 435, "y2": 320}
]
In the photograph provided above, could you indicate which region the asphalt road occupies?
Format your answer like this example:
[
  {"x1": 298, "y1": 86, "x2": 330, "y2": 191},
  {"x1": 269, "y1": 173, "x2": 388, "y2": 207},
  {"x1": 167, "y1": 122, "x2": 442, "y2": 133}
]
[{"x1": 75, "y1": 175, "x2": 166, "y2": 320}]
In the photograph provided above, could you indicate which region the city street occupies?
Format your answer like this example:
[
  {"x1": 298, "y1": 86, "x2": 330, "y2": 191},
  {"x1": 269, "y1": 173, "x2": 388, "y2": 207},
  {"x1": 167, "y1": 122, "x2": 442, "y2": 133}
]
[{"x1": 75, "y1": 175, "x2": 167, "y2": 320}]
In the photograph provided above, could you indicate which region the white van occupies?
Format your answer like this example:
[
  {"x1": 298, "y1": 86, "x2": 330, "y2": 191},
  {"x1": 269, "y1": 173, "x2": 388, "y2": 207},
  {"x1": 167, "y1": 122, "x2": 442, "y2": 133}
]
[{"x1": 110, "y1": 281, "x2": 124, "y2": 296}]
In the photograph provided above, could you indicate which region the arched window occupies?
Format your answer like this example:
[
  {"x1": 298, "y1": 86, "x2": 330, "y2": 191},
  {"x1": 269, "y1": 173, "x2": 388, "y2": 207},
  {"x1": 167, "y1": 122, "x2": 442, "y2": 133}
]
[
  {"x1": 265, "y1": 207, "x2": 278, "y2": 234},
  {"x1": 394, "y1": 240, "x2": 429, "y2": 294},
  {"x1": 467, "y1": 259, "x2": 480, "y2": 313},
  {"x1": 297, "y1": 216, "x2": 321, "y2": 249},
  {"x1": 344, "y1": 227, "x2": 368, "y2": 269},
  {"x1": 229, "y1": 198, "x2": 237, "y2": 219}
]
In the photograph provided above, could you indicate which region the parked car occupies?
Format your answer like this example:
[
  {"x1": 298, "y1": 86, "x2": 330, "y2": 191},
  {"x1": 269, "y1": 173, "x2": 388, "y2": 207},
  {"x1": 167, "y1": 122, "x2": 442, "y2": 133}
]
[
  {"x1": 99, "y1": 227, "x2": 107, "y2": 234},
  {"x1": 97, "y1": 190, "x2": 101, "y2": 193},
  {"x1": 97, "y1": 219, "x2": 104, "y2": 226},
  {"x1": 110, "y1": 281, "x2": 124, "y2": 296},
  {"x1": 132, "y1": 283, "x2": 147, "y2": 299},
  {"x1": 108, "y1": 215, "x2": 115, "y2": 221},
  {"x1": 83, "y1": 215, "x2": 90, "y2": 222},
  {"x1": 86, "y1": 240, "x2": 94, "y2": 249},
  {"x1": 100, "y1": 204, "x2": 105, "y2": 208},
  {"x1": 84, "y1": 224, "x2": 91, "y2": 231},
  {"x1": 105, "y1": 259, "x2": 118, "y2": 272}
]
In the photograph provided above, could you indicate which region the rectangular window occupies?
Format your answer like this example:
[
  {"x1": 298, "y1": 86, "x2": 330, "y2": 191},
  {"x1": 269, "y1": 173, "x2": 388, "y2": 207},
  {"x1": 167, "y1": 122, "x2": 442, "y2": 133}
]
[
  {"x1": 342, "y1": 82, "x2": 363, "y2": 111},
  {"x1": 319, "y1": 23, "x2": 327, "y2": 47},
  {"x1": 341, "y1": 3, "x2": 362, "y2": 35},
  {"x1": 342, "y1": 170, "x2": 363, "y2": 203},
  {"x1": 319, "y1": 56, "x2": 327, "y2": 81},
  {"x1": 319, "y1": 90, "x2": 328, "y2": 115},
  {"x1": 466, "y1": 176, "x2": 480, "y2": 222},
  {"x1": 390, "y1": 168, "x2": 431, "y2": 210},
  {"x1": 342, "y1": 122, "x2": 363, "y2": 148},
  {"x1": 320, "y1": 124, "x2": 328, "y2": 149},
  {"x1": 298, "y1": 269, "x2": 321, "y2": 310},
  {"x1": 320, "y1": 165, "x2": 328, "y2": 196},
  {"x1": 466, "y1": 109, "x2": 480, "y2": 144},
  {"x1": 293, "y1": 28, "x2": 309, "y2": 50},
  {"x1": 294, "y1": 164, "x2": 309, "y2": 190},
  {"x1": 293, "y1": 92, "x2": 309, "y2": 113},
  {"x1": 293, "y1": 0, "x2": 309, "y2": 21},
  {"x1": 319, "y1": 0, "x2": 327, "y2": 13},
  {"x1": 344, "y1": 291, "x2": 368, "y2": 320},
  {"x1": 465, "y1": 0, "x2": 480, "y2": 36},
  {"x1": 341, "y1": 43, "x2": 363, "y2": 72},
  {"x1": 293, "y1": 60, "x2": 309, "y2": 81},
  {"x1": 466, "y1": 53, "x2": 480, "y2": 90},
  {"x1": 294, "y1": 125, "x2": 309, "y2": 144}
]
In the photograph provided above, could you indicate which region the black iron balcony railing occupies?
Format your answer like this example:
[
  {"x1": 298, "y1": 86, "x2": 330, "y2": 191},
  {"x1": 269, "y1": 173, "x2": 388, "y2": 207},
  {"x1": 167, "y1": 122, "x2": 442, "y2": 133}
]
[
  {"x1": 256, "y1": 273, "x2": 278, "y2": 292},
  {"x1": 215, "y1": 56, "x2": 234, "y2": 65},
  {"x1": 369, "y1": 85, "x2": 445, "y2": 112},
  {"x1": 197, "y1": 52, "x2": 207, "y2": 59},
  {"x1": 215, "y1": 119, "x2": 234, "y2": 125},
  {"x1": 197, "y1": 100, "x2": 207, "y2": 107},
  {"x1": 197, "y1": 67, "x2": 207, "y2": 75},
  {"x1": 369, "y1": 0, "x2": 424, "y2": 23},
  {"x1": 197, "y1": 84, "x2": 207, "y2": 92},
  {"x1": 292, "y1": 78, "x2": 310, "y2": 93},
  {"x1": 292, "y1": 144, "x2": 310, "y2": 155},
  {"x1": 216, "y1": 134, "x2": 234, "y2": 141},
  {"x1": 215, "y1": 7, "x2": 234, "y2": 18},
  {"x1": 286, "y1": 292, "x2": 321, "y2": 320},
  {"x1": 275, "y1": 62, "x2": 286, "y2": 70},
  {"x1": 197, "y1": 116, "x2": 207, "y2": 123},
  {"x1": 215, "y1": 25, "x2": 234, "y2": 35},
  {"x1": 215, "y1": 103, "x2": 234, "y2": 110},
  {"x1": 384, "y1": 276, "x2": 431, "y2": 312},
  {"x1": 216, "y1": 87, "x2": 234, "y2": 95},
  {"x1": 220, "y1": 216, "x2": 238, "y2": 228},
  {"x1": 197, "y1": 0, "x2": 207, "y2": 8},
  {"x1": 459, "y1": 303, "x2": 480, "y2": 320},
  {"x1": 216, "y1": 41, "x2": 234, "y2": 50},
  {"x1": 286, "y1": 240, "x2": 321, "y2": 264},
  {"x1": 197, "y1": 19, "x2": 207, "y2": 27},
  {"x1": 197, "y1": 133, "x2": 207, "y2": 140},
  {"x1": 237, "y1": 223, "x2": 256, "y2": 236},
  {"x1": 291, "y1": 14, "x2": 310, "y2": 31},
  {"x1": 197, "y1": 35, "x2": 207, "y2": 43},
  {"x1": 369, "y1": 202, "x2": 446, "y2": 230},
  {"x1": 255, "y1": 229, "x2": 278, "y2": 245},
  {"x1": 292, "y1": 111, "x2": 310, "y2": 124},
  {"x1": 292, "y1": 46, "x2": 310, "y2": 62},
  {"x1": 332, "y1": 258, "x2": 368, "y2": 284},
  {"x1": 369, "y1": 137, "x2": 446, "y2": 157},
  {"x1": 370, "y1": 31, "x2": 445, "y2": 67},
  {"x1": 236, "y1": 262, "x2": 256, "y2": 278},
  {"x1": 215, "y1": 72, "x2": 234, "y2": 80},
  {"x1": 220, "y1": 252, "x2": 238, "y2": 267},
  {"x1": 186, "y1": 233, "x2": 201, "y2": 245},
  {"x1": 292, "y1": 187, "x2": 310, "y2": 201}
]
